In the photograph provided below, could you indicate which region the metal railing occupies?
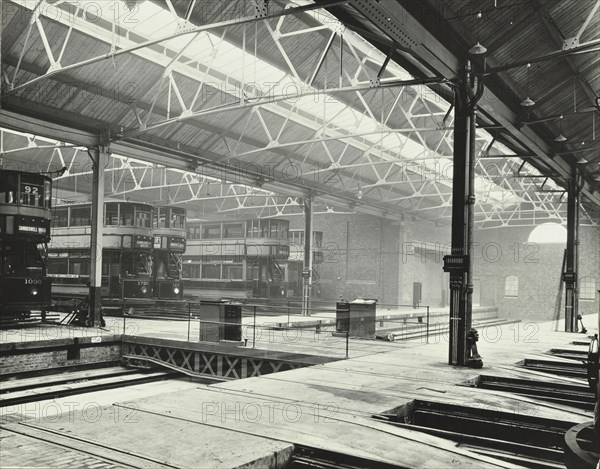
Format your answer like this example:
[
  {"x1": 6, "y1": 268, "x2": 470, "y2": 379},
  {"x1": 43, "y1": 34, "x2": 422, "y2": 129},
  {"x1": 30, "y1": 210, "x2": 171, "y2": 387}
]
[{"x1": 114, "y1": 298, "x2": 435, "y2": 359}]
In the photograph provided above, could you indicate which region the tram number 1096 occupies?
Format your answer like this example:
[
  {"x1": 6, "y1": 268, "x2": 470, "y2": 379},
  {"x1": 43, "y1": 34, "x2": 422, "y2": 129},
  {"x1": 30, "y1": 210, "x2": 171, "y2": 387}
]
[{"x1": 25, "y1": 279, "x2": 43, "y2": 285}]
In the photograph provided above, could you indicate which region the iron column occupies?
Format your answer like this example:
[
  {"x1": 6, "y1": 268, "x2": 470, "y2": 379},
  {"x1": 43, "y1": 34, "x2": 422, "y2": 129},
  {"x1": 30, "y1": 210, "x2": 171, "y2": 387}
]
[{"x1": 89, "y1": 146, "x2": 107, "y2": 327}]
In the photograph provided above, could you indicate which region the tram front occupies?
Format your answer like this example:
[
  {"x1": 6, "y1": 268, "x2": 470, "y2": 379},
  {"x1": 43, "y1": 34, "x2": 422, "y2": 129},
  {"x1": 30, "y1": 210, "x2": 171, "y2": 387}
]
[{"x1": 0, "y1": 170, "x2": 52, "y2": 320}]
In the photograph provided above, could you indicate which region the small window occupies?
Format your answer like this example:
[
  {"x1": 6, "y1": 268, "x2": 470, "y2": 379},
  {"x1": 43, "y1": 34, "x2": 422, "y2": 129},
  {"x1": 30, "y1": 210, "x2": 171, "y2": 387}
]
[
  {"x1": 202, "y1": 224, "x2": 221, "y2": 239},
  {"x1": 105, "y1": 203, "x2": 119, "y2": 226},
  {"x1": 260, "y1": 220, "x2": 269, "y2": 237},
  {"x1": 202, "y1": 264, "x2": 221, "y2": 279},
  {"x1": 70, "y1": 206, "x2": 91, "y2": 226},
  {"x1": 580, "y1": 277, "x2": 596, "y2": 300},
  {"x1": 222, "y1": 223, "x2": 244, "y2": 239},
  {"x1": 52, "y1": 207, "x2": 69, "y2": 228},
  {"x1": 247, "y1": 220, "x2": 259, "y2": 238},
  {"x1": 154, "y1": 207, "x2": 167, "y2": 228},
  {"x1": 136, "y1": 206, "x2": 151, "y2": 228},
  {"x1": 223, "y1": 264, "x2": 243, "y2": 280},
  {"x1": 183, "y1": 264, "x2": 200, "y2": 279},
  {"x1": 170, "y1": 208, "x2": 185, "y2": 230},
  {"x1": 505, "y1": 275, "x2": 518, "y2": 297},
  {"x1": 120, "y1": 204, "x2": 134, "y2": 226}
]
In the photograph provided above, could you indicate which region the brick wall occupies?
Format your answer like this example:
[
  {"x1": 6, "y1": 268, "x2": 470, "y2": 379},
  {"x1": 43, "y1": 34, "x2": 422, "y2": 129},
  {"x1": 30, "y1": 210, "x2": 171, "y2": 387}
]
[
  {"x1": 289, "y1": 214, "x2": 400, "y2": 304},
  {"x1": 473, "y1": 225, "x2": 599, "y2": 321},
  {"x1": 1, "y1": 338, "x2": 122, "y2": 375},
  {"x1": 289, "y1": 212, "x2": 598, "y2": 320}
]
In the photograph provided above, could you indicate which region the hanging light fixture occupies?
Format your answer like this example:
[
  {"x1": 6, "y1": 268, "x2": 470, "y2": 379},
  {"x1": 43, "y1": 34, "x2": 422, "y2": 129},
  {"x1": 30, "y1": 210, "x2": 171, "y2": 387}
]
[
  {"x1": 469, "y1": 12, "x2": 487, "y2": 55},
  {"x1": 520, "y1": 63, "x2": 535, "y2": 107},
  {"x1": 576, "y1": 155, "x2": 588, "y2": 164},
  {"x1": 554, "y1": 115, "x2": 567, "y2": 142}
]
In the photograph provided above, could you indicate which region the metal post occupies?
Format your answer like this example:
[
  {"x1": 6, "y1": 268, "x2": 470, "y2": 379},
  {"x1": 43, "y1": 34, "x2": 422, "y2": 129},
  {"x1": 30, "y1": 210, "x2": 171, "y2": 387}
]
[
  {"x1": 252, "y1": 305, "x2": 257, "y2": 349},
  {"x1": 447, "y1": 60, "x2": 482, "y2": 367},
  {"x1": 287, "y1": 300, "x2": 290, "y2": 324},
  {"x1": 426, "y1": 306, "x2": 430, "y2": 344},
  {"x1": 122, "y1": 298, "x2": 126, "y2": 336},
  {"x1": 198, "y1": 300, "x2": 202, "y2": 342},
  {"x1": 187, "y1": 301, "x2": 191, "y2": 342},
  {"x1": 302, "y1": 195, "x2": 313, "y2": 316},
  {"x1": 89, "y1": 146, "x2": 108, "y2": 327},
  {"x1": 448, "y1": 64, "x2": 470, "y2": 366},
  {"x1": 345, "y1": 330, "x2": 349, "y2": 359},
  {"x1": 564, "y1": 169, "x2": 579, "y2": 332}
]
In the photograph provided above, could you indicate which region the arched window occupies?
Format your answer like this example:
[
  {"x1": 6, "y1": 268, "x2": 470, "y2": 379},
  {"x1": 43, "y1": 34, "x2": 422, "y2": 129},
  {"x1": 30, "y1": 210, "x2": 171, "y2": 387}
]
[
  {"x1": 528, "y1": 223, "x2": 567, "y2": 244},
  {"x1": 580, "y1": 277, "x2": 597, "y2": 300},
  {"x1": 505, "y1": 275, "x2": 518, "y2": 297}
]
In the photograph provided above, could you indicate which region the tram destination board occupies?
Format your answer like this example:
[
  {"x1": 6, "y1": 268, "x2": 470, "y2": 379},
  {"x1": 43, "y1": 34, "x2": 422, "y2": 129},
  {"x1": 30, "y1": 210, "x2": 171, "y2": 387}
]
[{"x1": 443, "y1": 255, "x2": 469, "y2": 273}]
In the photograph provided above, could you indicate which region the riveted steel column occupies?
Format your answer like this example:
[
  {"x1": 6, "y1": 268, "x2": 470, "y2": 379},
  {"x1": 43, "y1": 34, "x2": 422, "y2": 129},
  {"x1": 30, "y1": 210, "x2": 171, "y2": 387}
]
[
  {"x1": 448, "y1": 63, "x2": 471, "y2": 366},
  {"x1": 89, "y1": 146, "x2": 107, "y2": 327},
  {"x1": 302, "y1": 195, "x2": 313, "y2": 316},
  {"x1": 564, "y1": 169, "x2": 579, "y2": 332}
]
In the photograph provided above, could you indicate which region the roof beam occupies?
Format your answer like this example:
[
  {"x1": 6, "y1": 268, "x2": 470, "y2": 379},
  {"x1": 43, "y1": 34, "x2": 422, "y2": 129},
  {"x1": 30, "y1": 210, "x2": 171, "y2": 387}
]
[
  {"x1": 350, "y1": 0, "x2": 599, "y2": 209},
  {"x1": 536, "y1": 0, "x2": 600, "y2": 112}
]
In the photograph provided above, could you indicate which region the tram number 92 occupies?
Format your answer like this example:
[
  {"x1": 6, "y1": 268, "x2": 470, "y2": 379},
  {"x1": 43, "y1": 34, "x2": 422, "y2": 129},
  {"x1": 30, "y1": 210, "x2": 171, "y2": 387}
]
[
  {"x1": 25, "y1": 279, "x2": 42, "y2": 285},
  {"x1": 23, "y1": 185, "x2": 40, "y2": 194}
]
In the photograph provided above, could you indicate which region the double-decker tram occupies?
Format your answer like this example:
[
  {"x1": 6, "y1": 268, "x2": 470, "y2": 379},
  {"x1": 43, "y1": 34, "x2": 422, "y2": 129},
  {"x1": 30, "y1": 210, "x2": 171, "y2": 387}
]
[
  {"x1": 49, "y1": 201, "x2": 155, "y2": 309},
  {"x1": 183, "y1": 218, "x2": 290, "y2": 301},
  {"x1": 0, "y1": 170, "x2": 53, "y2": 323},
  {"x1": 152, "y1": 206, "x2": 186, "y2": 300}
]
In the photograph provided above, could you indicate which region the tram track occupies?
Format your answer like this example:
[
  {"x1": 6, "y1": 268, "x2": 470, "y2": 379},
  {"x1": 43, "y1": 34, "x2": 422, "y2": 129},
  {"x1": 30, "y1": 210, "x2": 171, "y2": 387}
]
[{"x1": 0, "y1": 366, "x2": 176, "y2": 408}]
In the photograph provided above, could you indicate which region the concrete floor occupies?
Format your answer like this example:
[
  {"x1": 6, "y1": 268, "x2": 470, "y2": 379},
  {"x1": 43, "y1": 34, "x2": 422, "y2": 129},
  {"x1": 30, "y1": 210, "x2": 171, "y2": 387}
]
[{"x1": 1, "y1": 313, "x2": 597, "y2": 468}]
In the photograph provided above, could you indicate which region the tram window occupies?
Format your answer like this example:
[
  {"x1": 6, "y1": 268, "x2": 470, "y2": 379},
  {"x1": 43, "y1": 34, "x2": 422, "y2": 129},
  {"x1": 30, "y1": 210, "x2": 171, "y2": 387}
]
[
  {"x1": 168, "y1": 253, "x2": 182, "y2": 278},
  {"x1": 202, "y1": 264, "x2": 221, "y2": 279},
  {"x1": 246, "y1": 264, "x2": 260, "y2": 280},
  {"x1": 154, "y1": 207, "x2": 167, "y2": 228},
  {"x1": 0, "y1": 173, "x2": 18, "y2": 204},
  {"x1": 246, "y1": 220, "x2": 259, "y2": 238},
  {"x1": 155, "y1": 252, "x2": 168, "y2": 278},
  {"x1": 223, "y1": 264, "x2": 243, "y2": 280},
  {"x1": 44, "y1": 180, "x2": 52, "y2": 208},
  {"x1": 183, "y1": 264, "x2": 200, "y2": 279},
  {"x1": 24, "y1": 245, "x2": 44, "y2": 276},
  {"x1": 19, "y1": 185, "x2": 43, "y2": 206},
  {"x1": 313, "y1": 232, "x2": 323, "y2": 248},
  {"x1": 120, "y1": 204, "x2": 134, "y2": 226},
  {"x1": 70, "y1": 206, "x2": 91, "y2": 226},
  {"x1": 270, "y1": 221, "x2": 278, "y2": 238},
  {"x1": 187, "y1": 225, "x2": 201, "y2": 239},
  {"x1": 48, "y1": 257, "x2": 68, "y2": 275},
  {"x1": 136, "y1": 206, "x2": 151, "y2": 228},
  {"x1": 105, "y1": 203, "x2": 119, "y2": 226},
  {"x1": 1, "y1": 243, "x2": 17, "y2": 275},
  {"x1": 170, "y1": 208, "x2": 185, "y2": 229},
  {"x1": 203, "y1": 224, "x2": 221, "y2": 239},
  {"x1": 52, "y1": 208, "x2": 69, "y2": 227},
  {"x1": 279, "y1": 223, "x2": 288, "y2": 239},
  {"x1": 260, "y1": 220, "x2": 269, "y2": 238},
  {"x1": 70, "y1": 258, "x2": 90, "y2": 276},
  {"x1": 223, "y1": 223, "x2": 243, "y2": 239},
  {"x1": 121, "y1": 252, "x2": 152, "y2": 277}
]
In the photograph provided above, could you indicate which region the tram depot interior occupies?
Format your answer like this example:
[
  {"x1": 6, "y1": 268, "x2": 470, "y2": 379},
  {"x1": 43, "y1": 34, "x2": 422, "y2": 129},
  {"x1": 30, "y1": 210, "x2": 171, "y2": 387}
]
[{"x1": 1, "y1": 1, "x2": 600, "y2": 468}]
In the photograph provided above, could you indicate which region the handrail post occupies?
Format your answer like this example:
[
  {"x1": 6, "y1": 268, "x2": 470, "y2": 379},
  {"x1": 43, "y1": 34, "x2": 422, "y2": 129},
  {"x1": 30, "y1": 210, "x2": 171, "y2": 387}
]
[
  {"x1": 187, "y1": 301, "x2": 191, "y2": 342},
  {"x1": 122, "y1": 298, "x2": 126, "y2": 336},
  {"x1": 345, "y1": 330, "x2": 349, "y2": 359},
  {"x1": 426, "y1": 306, "x2": 430, "y2": 344},
  {"x1": 252, "y1": 305, "x2": 257, "y2": 349},
  {"x1": 287, "y1": 300, "x2": 290, "y2": 324},
  {"x1": 198, "y1": 299, "x2": 202, "y2": 342}
]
